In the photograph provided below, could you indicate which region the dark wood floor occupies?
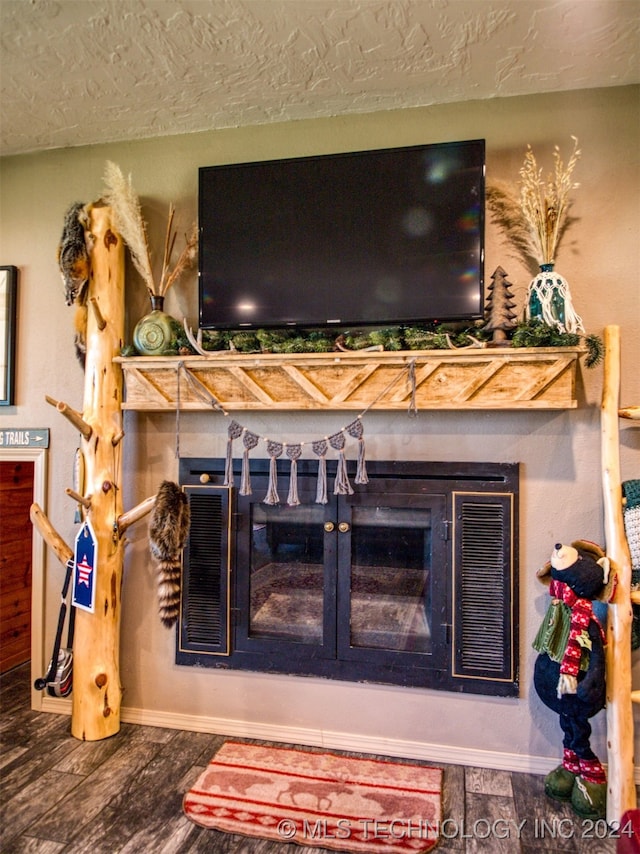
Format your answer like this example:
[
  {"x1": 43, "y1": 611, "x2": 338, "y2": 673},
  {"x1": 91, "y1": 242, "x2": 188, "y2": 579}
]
[{"x1": 0, "y1": 662, "x2": 627, "y2": 853}]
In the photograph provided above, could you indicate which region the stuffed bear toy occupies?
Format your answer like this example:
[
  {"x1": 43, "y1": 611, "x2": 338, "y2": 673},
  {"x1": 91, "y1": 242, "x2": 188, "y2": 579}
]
[{"x1": 533, "y1": 540, "x2": 615, "y2": 820}]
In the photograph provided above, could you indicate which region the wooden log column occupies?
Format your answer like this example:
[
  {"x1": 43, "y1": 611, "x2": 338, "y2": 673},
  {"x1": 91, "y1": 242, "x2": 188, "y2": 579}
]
[
  {"x1": 602, "y1": 325, "x2": 636, "y2": 821},
  {"x1": 72, "y1": 203, "x2": 125, "y2": 740}
]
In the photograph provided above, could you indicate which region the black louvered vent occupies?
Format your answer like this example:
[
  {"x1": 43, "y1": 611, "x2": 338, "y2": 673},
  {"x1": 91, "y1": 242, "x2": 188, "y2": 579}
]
[
  {"x1": 178, "y1": 487, "x2": 230, "y2": 656},
  {"x1": 454, "y1": 495, "x2": 513, "y2": 681}
]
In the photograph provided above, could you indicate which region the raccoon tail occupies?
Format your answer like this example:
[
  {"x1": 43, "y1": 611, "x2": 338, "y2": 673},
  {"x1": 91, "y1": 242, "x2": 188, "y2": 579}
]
[
  {"x1": 149, "y1": 482, "x2": 190, "y2": 629},
  {"x1": 157, "y1": 559, "x2": 182, "y2": 628}
]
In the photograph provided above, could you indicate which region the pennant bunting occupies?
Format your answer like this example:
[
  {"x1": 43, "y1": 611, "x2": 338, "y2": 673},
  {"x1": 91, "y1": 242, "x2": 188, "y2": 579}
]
[{"x1": 174, "y1": 359, "x2": 417, "y2": 506}]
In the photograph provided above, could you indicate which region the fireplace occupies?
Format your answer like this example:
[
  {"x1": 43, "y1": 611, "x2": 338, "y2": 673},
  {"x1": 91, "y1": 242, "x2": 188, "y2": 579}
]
[{"x1": 177, "y1": 458, "x2": 519, "y2": 697}]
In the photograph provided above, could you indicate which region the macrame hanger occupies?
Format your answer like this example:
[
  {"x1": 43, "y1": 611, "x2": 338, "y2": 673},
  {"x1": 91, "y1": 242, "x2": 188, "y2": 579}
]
[
  {"x1": 224, "y1": 420, "x2": 243, "y2": 487},
  {"x1": 240, "y1": 430, "x2": 260, "y2": 495},
  {"x1": 329, "y1": 431, "x2": 354, "y2": 495},
  {"x1": 263, "y1": 440, "x2": 283, "y2": 505},
  {"x1": 179, "y1": 366, "x2": 228, "y2": 415},
  {"x1": 206, "y1": 361, "x2": 415, "y2": 503},
  {"x1": 286, "y1": 444, "x2": 302, "y2": 506},
  {"x1": 312, "y1": 438, "x2": 329, "y2": 505}
]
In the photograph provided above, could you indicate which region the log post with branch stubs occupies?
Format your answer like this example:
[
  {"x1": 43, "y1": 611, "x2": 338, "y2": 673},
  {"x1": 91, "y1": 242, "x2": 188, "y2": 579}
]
[
  {"x1": 601, "y1": 325, "x2": 636, "y2": 822},
  {"x1": 33, "y1": 203, "x2": 155, "y2": 740},
  {"x1": 72, "y1": 202, "x2": 126, "y2": 740}
]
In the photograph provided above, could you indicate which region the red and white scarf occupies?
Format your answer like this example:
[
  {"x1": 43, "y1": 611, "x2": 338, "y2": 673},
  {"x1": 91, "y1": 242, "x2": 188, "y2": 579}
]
[{"x1": 549, "y1": 578, "x2": 605, "y2": 696}]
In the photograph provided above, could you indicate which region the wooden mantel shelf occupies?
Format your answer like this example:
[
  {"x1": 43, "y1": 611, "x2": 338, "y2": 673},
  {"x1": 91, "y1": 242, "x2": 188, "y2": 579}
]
[{"x1": 115, "y1": 346, "x2": 583, "y2": 411}]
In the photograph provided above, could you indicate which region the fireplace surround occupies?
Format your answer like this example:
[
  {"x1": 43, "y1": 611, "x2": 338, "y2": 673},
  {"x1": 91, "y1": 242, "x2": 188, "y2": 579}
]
[{"x1": 177, "y1": 458, "x2": 519, "y2": 697}]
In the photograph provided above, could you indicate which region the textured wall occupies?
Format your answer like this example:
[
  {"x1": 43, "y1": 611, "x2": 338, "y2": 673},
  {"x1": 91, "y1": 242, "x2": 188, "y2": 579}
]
[{"x1": 1, "y1": 86, "x2": 638, "y2": 770}]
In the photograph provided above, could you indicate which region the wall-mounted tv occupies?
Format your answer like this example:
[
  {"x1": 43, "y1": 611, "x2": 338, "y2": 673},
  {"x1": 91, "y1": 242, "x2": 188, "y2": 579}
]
[{"x1": 198, "y1": 139, "x2": 485, "y2": 330}]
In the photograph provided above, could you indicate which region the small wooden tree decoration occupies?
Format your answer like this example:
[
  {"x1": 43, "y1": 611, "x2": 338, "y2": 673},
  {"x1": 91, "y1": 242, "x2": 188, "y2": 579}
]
[{"x1": 484, "y1": 266, "x2": 518, "y2": 346}]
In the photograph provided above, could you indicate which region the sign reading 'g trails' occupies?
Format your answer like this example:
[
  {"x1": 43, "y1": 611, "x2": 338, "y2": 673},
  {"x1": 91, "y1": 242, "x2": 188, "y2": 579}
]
[{"x1": 0, "y1": 428, "x2": 49, "y2": 448}]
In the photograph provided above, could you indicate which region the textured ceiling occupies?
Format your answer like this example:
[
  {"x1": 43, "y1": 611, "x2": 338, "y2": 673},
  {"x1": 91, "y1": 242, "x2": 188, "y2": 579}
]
[{"x1": 1, "y1": 0, "x2": 639, "y2": 156}]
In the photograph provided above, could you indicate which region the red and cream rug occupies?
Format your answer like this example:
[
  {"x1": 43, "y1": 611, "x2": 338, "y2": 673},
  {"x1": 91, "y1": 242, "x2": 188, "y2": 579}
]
[{"x1": 184, "y1": 741, "x2": 442, "y2": 853}]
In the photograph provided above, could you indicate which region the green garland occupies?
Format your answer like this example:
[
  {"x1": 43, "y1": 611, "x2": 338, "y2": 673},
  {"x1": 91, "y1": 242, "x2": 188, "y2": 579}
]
[
  {"x1": 122, "y1": 319, "x2": 603, "y2": 368},
  {"x1": 510, "y1": 321, "x2": 604, "y2": 367}
]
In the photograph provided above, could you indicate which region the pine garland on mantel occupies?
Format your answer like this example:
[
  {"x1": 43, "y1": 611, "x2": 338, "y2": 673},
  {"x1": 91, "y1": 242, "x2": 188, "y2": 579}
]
[{"x1": 121, "y1": 319, "x2": 603, "y2": 368}]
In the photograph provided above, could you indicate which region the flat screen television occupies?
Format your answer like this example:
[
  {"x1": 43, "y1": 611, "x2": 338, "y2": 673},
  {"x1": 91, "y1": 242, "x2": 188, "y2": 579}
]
[{"x1": 198, "y1": 138, "x2": 485, "y2": 330}]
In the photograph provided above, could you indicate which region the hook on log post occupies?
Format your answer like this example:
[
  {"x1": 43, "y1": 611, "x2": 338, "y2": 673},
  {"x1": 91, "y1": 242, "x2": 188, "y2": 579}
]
[
  {"x1": 45, "y1": 395, "x2": 93, "y2": 442},
  {"x1": 30, "y1": 503, "x2": 73, "y2": 566}
]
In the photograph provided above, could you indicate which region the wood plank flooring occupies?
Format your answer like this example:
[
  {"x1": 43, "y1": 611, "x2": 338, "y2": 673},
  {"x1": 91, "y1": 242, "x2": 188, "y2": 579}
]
[{"x1": 0, "y1": 663, "x2": 628, "y2": 852}]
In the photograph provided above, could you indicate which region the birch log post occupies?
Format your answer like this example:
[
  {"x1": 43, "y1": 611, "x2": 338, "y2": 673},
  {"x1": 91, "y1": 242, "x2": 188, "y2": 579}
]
[
  {"x1": 602, "y1": 325, "x2": 636, "y2": 821},
  {"x1": 71, "y1": 203, "x2": 126, "y2": 740}
]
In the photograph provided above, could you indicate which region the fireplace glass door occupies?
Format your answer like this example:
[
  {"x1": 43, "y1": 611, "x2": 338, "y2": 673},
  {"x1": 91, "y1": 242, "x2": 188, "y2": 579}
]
[
  {"x1": 337, "y1": 492, "x2": 446, "y2": 667},
  {"x1": 349, "y1": 506, "x2": 432, "y2": 652},
  {"x1": 248, "y1": 502, "x2": 327, "y2": 645}
]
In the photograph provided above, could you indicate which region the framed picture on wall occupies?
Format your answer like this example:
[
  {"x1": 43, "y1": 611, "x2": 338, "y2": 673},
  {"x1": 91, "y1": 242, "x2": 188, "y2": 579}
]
[{"x1": 0, "y1": 266, "x2": 18, "y2": 406}]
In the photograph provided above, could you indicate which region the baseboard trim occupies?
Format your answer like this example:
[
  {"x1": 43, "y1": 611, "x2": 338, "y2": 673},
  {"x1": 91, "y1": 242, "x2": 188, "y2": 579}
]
[
  {"x1": 123, "y1": 705, "x2": 550, "y2": 773},
  {"x1": 40, "y1": 697, "x2": 640, "y2": 783}
]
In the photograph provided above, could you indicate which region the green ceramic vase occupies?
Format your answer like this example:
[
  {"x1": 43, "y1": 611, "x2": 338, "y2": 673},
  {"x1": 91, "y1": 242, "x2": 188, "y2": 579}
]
[{"x1": 133, "y1": 296, "x2": 177, "y2": 356}]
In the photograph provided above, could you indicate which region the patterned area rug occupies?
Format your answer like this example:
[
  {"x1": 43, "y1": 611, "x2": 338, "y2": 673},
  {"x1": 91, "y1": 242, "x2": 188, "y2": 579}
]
[{"x1": 184, "y1": 741, "x2": 442, "y2": 853}]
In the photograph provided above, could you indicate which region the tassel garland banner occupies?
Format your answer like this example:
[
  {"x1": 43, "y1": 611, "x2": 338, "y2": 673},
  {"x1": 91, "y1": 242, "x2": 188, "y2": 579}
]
[
  {"x1": 223, "y1": 418, "x2": 369, "y2": 505},
  {"x1": 174, "y1": 359, "x2": 417, "y2": 506}
]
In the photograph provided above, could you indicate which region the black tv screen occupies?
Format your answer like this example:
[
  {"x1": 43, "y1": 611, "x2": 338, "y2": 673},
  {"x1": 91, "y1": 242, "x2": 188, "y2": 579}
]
[{"x1": 199, "y1": 139, "x2": 485, "y2": 330}]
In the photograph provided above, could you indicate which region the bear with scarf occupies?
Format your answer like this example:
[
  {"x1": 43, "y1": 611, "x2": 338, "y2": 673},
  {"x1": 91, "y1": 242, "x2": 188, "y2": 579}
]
[{"x1": 533, "y1": 540, "x2": 615, "y2": 821}]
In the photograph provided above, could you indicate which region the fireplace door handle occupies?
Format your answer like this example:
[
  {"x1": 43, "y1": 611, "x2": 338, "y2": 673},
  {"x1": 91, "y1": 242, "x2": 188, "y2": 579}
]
[{"x1": 338, "y1": 522, "x2": 350, "y2": 533}]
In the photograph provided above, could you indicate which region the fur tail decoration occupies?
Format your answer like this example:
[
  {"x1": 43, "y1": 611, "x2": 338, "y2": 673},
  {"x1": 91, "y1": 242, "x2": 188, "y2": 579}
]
[
  {"x1": 58, "y1": 201, "x2": 91, "y2": 367},
  {"x1": 149, "y1": 481, "x2": 190, "y2": 628}
]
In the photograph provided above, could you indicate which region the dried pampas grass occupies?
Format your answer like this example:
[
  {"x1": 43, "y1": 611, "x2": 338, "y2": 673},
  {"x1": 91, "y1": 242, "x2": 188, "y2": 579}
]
[
  {"x1": 486, "y1": 137, "x2": 581, "y2": 269},
  {"x1": 102, "y1": 161, "x2": 197, "y2": 298},
  {"x1": 103, "y1": 161, "x2": 155, "y2": 294}
]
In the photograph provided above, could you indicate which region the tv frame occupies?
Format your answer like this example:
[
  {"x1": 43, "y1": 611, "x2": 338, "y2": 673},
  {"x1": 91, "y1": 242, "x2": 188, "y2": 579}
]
[{"x1": 198, "y1": 139, "x2": 485, "y2": 332}]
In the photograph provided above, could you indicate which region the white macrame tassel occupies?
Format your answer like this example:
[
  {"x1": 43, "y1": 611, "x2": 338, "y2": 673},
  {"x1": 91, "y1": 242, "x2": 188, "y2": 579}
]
[
  {"x1": 224, "y1": 420, "x2": 243, "y2": 486},
  {"x1": 330, "y1": 432, "x2": 353, "y2": 496},
  {"x1": 286, "y1": 444, "x2": 302, "y2": 506},
  {"x1": 346, "y1": 417, "x2": 368, "y2": 485},
  {"x1": 263, "y1": 440, "x2": 283, "y2": 505},
  {"x1": 240, "y1": 430, "x2": 259, "y2": 496},
  {"x1": 313, "y1": 439, "x2": 328, "y2": 504}
]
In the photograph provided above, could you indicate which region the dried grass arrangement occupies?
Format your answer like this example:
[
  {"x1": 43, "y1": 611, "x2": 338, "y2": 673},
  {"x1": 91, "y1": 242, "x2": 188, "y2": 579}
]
[
  {"x1": 486, "y1": 137, "x2": 581, "y2": 269},
  {"x1": 102, "y1": 161, "x2": 197, "y2": 299}
]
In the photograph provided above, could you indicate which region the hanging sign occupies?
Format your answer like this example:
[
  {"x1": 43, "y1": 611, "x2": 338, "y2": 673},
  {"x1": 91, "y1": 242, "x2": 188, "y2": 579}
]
[
  {"x1": 0, "y1": 428, "x2": 49, "y2": 448},
  {"x1": 72, "y1": 519, "x2": 97, "y2": 613}
]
